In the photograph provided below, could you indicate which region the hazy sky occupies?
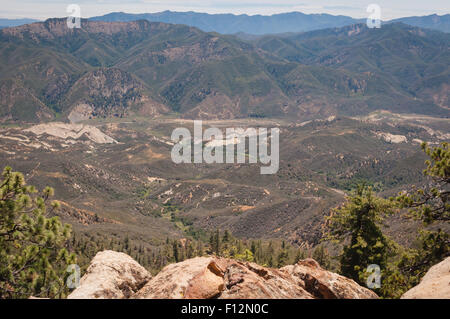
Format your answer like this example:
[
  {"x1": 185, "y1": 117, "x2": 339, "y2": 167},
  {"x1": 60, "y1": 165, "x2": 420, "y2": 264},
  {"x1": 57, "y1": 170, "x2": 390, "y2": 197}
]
[{"x1": 1, "y1": 0, "x2": 449, "y2": 20}]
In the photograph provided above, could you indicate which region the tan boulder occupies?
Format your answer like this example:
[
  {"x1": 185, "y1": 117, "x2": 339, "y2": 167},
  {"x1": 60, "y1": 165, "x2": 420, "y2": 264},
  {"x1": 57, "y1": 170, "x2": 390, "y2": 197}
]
[
  {"x1": 219, "y1": 260, "x2": 313, "y2": 299},
  {"x1": 185, "y1": 260, "x2": 225, "y2": 298},
  {"x1": 134, "y1": 257, "x2": 225, "y2": 299},
  {"x1": 134, "y1": 256, "x2": 376, "y2": 299},
  {"x1": 281, "y1": 259, "x2": 378, "y2": 299},
  {"x1": 401, "y1": 257, "x2": 450, "y2": 299},
  {"x1": 68, "y1": 250, "x2": 152, "y2": 299}
]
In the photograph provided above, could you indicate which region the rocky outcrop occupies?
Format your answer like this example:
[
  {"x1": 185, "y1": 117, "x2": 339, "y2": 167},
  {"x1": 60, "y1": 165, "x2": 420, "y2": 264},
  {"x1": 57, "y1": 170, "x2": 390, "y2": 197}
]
[
  {"x1": 133, "y1": 256, "x2": 377, "y2": 299},
  {"x1": 65, "y1": 68, "x2": 169, "y2": 122},
  {"x1": 401, "y1": 257, "x2": 450, "y2": 299},
  {"x1": 24, "y1": 122, "x2": 117, "y2": 144},
  {"x1": 281, "y1": 259, "x2": 378, "y2": 299},
  {"x1": 69, "y1": 251, "x2": 377, "y2": 299},
  {"x1": 68, "y1": 250, "x2": 152, "y2": 299}
]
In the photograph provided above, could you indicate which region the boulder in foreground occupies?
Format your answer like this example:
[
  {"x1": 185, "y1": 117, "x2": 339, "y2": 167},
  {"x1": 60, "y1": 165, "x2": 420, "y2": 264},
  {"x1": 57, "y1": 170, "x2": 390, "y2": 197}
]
[
  {"x1": 401, "y1": 257, "x2": 450, "y2": 299},
  {"x1": 133, "y1": 256, "x2": 378, "y2": 299},
  {"x1": 68, "y1": 250, "x2": 152, "y2": 299},
  {"x1": 281, "y1": 259, "x2": 378, "y2": 299}
]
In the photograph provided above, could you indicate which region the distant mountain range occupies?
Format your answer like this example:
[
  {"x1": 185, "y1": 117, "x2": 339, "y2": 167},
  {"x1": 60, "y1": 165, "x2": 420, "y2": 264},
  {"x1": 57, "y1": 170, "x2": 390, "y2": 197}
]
[
  {"x1": 89, "y1": 11, "x2": 363, "y2": 35},
  {"x1": 390, "y1": 14, "x2": 450, "y2": 33},
  {"x1": 0, "y1": 18, "x2": 39, "y2": 29},
  {"x1": 1, "y1": 12, "x2": 449, "y2": 34},
  {"x1": 0, "y1": 18, "x2": 448, "y2": 123},
  {"x1": 89, "y1": 11, "x2": 450, "y2": 34}
]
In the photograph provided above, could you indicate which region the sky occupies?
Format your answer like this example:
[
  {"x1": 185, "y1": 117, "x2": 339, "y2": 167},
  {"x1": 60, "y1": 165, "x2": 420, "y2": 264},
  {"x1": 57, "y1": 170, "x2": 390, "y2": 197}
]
[{"x1": 0, "y1": 0, "x2": 449, "y2": 20}]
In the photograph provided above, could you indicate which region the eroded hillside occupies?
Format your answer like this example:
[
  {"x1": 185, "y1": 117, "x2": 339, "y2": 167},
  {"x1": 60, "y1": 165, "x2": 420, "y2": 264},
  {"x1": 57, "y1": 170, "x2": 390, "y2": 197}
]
[
  {"x1": 0, "y1": 19, "x2": 448, "y2": 123},
  {"x1": 1, "y1": 114, "x2": 448, "y2": 251}
]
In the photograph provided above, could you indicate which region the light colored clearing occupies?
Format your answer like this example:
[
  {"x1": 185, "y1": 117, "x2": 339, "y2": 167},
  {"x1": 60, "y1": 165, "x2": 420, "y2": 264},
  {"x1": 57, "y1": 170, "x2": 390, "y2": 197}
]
[
  {"x1": 374, "y1": 132, "x2": 407, "y2": 144},
  {"x1": 330, "y1": 188, "x2": 346, "y2": 196},
  {"x1": 68, "y1": 104, "x2": 93, "y2": 123},
  {"x1": 356, "y1": 111, "x2": 450, "y2": 129},
  {"x1": 148, "y1": 176, "x2": 166, "y2": 183},
  {"x1": 24, "y1": 122, "x2": 117, "y2": 144},
  {"x1": 141, "y1": 148, "x2": 165, "y2": 159},
  {"x1": 354, "y1": 110, "x2": 448, "y2": 122},
  {"x1": 296, "y1": 120, "x2": 312, "y2": 127},
  {"x1": 419, "y1": 126, "x2": 450, "y2": 140},
  {"x1": 152, "y1": 136, "x2": 175, "y2": 146},
  {"x1": 204, "y1": 129, "x2": 270, "y2": 148},
  {"x1": 127, "y1": 147, "x2": 166, "y2": 163},
  {"x1": 0, "y1": 132, "x2": 53, "y2": 150},
  {"x1": 337, "y1": 129, "x2": 356, "y2": 136},
  {"x1": 0, "y1": 134, "x2": 30, "y2": 142},
  {"x1": 297, "y1": 116, "x2": 335, "y2": 127},
  {"x1": 0, "y1": 148, "x2": 15, "y2": 155},
  {"x1": 38, "y1": 171, "x2": 70, "y2": 179},
  {"x1": 233, "y1": 205, "x2": 255, "y2": 213}
]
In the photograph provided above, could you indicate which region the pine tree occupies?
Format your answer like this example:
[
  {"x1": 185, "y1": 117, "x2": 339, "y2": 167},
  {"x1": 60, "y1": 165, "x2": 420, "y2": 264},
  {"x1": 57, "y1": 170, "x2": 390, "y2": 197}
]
[
  {"x1": 172, "y1": 240, "x2": 179, "y2": 262},
  {"x1": 395, "y1": 142, "x2": 449, "y2": 261},
  {"x1": 327, "y1": 185, "x2": 393, "y2": 286},
  {"x1": 312, "y1": 245, "x2": 331, "y2": 270},
  {"x1": 213, "y1": 229, "x2": 221, "y2": 256},
  {"x1": 267, "y1": 255, "x2": 274, "y2": 268},
  {"x1": 385, "y1": 142, "x2": 450, "y2": 297},
  {"x1": 277, "y1": 249, "x2": 289, "y2": 268},
  {"x1": 196, "y1": 241, "x2": 204, "y2": 256},
  {"x1": 0, "y1": 167, "x2": 76, "y2": 298},
  {"x1": 250, "y1": 241, "x2": 257, "y2": 256},
  {"x1": 294, "y1": 249, "x2": 306, "y2": 263},
  {"x1": 222, "y1": 230, "x2": 230, "y2": 243},
  {"x1": 236, "y1": 249, "x2": 254, "y2": 262},
  {"x1": 186, "y1": 241, "x2": 194, "y2": 259}
]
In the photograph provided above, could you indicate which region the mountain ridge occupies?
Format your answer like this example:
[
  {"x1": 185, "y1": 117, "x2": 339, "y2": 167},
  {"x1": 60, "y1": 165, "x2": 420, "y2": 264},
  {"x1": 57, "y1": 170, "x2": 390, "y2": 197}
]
[
  {"x1": 2, "y1": 12, "x2": 448, "y2": 34},
  {"x1": 0, "y1": 19, "x2": 448, "y2": 123},
  {"x1": 90, "y1": 11, "x2": 450, "y2": 34},
  {"x1": 90, "y1": 11, "x2": 362, "y2": 35}
]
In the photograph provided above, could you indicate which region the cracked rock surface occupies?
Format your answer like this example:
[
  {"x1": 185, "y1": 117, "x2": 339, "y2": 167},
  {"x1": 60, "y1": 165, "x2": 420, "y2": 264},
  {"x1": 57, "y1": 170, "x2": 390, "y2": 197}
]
[{"x1": 68, "y1": 251, "x2": 378, "y2": 299}]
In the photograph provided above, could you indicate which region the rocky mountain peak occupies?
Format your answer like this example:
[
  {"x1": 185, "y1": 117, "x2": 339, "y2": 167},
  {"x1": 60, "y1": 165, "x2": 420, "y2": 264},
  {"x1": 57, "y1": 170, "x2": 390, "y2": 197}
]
[{"x1": 0, "y1": 18, "x2": 159, "y2": 41}]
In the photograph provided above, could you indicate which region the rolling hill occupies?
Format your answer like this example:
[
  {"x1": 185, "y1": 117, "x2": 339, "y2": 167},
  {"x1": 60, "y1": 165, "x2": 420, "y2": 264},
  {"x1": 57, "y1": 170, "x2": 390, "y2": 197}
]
[
  {"x1": 0, "y1": 18, "x2": 39, "y2": 28},
  {"x1": 90, "y1": 11, "x2": 362, "y2": 35},
  {"x1": 0, "y1": 19, "x2": 449, "y2": 123},
  {"x1": 255, "y1": 23, "x2": 450, "y2": 115},
  {"x1": 90, "y1": 11, "x2": 450, "y2": 34},
  {"x1": 390, "y1": 14, "x2": 450, "y2": 33},
  {"x1": 2, "y1": 12, "x2": 448, "y2": 35}
]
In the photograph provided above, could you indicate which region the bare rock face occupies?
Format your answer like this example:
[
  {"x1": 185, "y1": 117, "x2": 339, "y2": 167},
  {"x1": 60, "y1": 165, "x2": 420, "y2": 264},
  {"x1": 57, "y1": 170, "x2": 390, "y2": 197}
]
[
  {"x1": 134, "y1": 257, "x2": 376, "y2": 299},
  {"x1": 68, "y1": 250, "x2": 152, "y2": 299},
  {"x1": 281, "y1": 259, "x2": 378, "y2": 299},
  {"x1": 133, "y1": 257, "x2": 221, "y2": 299},
  {"x1": 24, "y1": 122, "x2": 117, "y2": 144},
  {"x1": 219, "y1": 259, "x2": 313, "y2": 299},
  {"x1": 401, "y1": 257, "x2": 450, "y2": 299}
]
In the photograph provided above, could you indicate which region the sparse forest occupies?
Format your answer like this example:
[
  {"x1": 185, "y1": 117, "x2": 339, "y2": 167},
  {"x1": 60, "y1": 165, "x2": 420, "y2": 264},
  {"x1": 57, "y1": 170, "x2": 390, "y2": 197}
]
[
  {"x1": 327, "y1": 142, "x2": 449, "y2": 298},
  {"x1": 0, "y1": 142, "x2": 448, "y2": 298}
]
